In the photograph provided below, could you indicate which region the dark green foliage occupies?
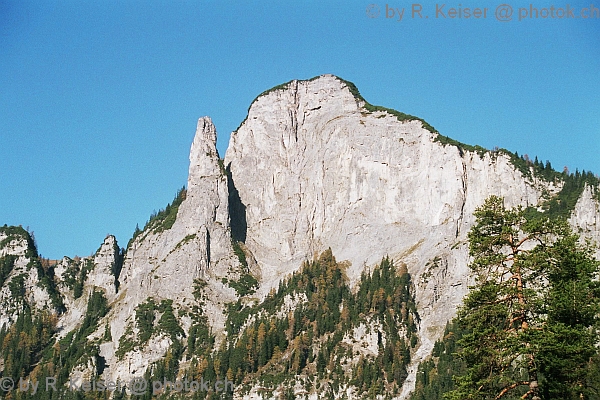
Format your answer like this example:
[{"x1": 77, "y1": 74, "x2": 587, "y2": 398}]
[
  {"x1": 115, "y1": 325, "x2": 135, "y2": 359},
  {"x1": 0, "y1": 226, "x2": 64, "y2": 312},
  {"x1": 217, "y1": 158, "x2": 227, "y2": 175},
  {"x1": 145, "y1": 186, "x2": 186, "y2": 233},
  {"x1": 40, "y1": 290, "x2": 109, "y2": 390},
  {"x1": 500, "y1": 148, "x2": 534, "y2": 178},
  {"x1": 337, "y1": 77, "x2": 437, "y2": 133},
  {"x1": 500, "y1": 150, "x2": 600, "y2": 219},
  {"x1": 7, "y1": 272, "x2": 25, "y2": 300},
  {"x1": 33, "y1": 258, "x2": 64, "y2": 312},
  {"x1": 436, "y1": 196, "x2": 600, "y2": 400},
  {"x1": 536, "y1": 233, "x2": 600, "y2": 399},
  {"x1": 127, "y1": 223, "x2": 142, "y2": 250},
  {"x1": 215, "y1": 250, "x2": 419, "y2": 397},
  {"x1": 117, "y1": 298, "x2": 184, "y2": 362},
  {"x1": 434, "y1": 134, "x2": 488, "y2": 157},
  {"x1": 0, "y1": 307, "x2": 57, "y2": 382},
  {"x1": 540, "y1": 169, "x2": 600, "y2": 219},
  {"x1": 135, "y1": 298, "x2": 157, "y2": 343},
  {"x1": 224, "y1": 241, "x2": 258, "y2": 296},
  {"x1": 410, "y1": 321, "x2": 467, "y2": 400},
  {"x1": 187, "y1": 312, "x2": 214, "y2": 358},
  {"x1": 231, "y1": 240, "x2": 247, "y2": 268},
  {"x1": 62, "y1": 258, "x2": 94, "y2": 300},
  {"x1": 126, "y1": 187, "x2": 187, "y2": 249},
  {"x1": 112, "y1": 241, "x2": 125, "y2": 292},
  {"x1": 253, "y1": 81, "x2": 292, "y2": 101},
  {"x1": 224, "y1": 273, "x2": 258, "y2": 297},
  {"x1": 0, "y1": 255, "x2": 17, "y2": 287},
  {"x1": 0, "y1": 225, "x2": 30, "y2": 249},
  {"x1": 157, "y1": 299, "x2": 184, "y2": 340}
]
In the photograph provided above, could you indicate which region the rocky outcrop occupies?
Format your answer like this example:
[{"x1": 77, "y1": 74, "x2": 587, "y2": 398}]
[
  {"x1": 570, "y1": 185, "x2": 600, "y2": 256},
  {"x1": 87, "y1": 235, "x2": 120, "y2": 299},
  {"x1": 223, "y1": 75, "x2": 596, "y2": 397},
  {"x1": 2, "y1": 75, "x2": 598, "y2": 399},
  {"x1": 100, "y1": 116, "x2": 241, "y2": 384},
  {"x1": 0, "y1": 227, "x2": 53, "y2": 328},
  {"x1": 80, "y1": 76, "x2": 600, "y2": 397}
]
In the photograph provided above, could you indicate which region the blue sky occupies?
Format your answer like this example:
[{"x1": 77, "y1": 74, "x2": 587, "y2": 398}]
[{"x1": 1, "y1": 1, "x2": 599, "y2": 259}]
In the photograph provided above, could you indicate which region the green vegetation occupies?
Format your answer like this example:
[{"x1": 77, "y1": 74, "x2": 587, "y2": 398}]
[
  {"x1": 136, "y1": 298, "x2": 157, "y2": 343},
  {"x1": 411, "y1": 320, "x2": 467, "y2": 400},
  {"x1": 0, "y1": 254, "x2": 17, "y2": 287},
  {"x1": 0, "y1": 225, "x2": 64, "y2": 312},
  {"x1": 120, "y1": 250, "x2": 419, "y2": 398},
  {"x1": 217, "y1": 158, "x2": 227, "y2": 175},
  {"x1": 434, "y1": 135, "x2": 600, "y2": 220},
  {"x1": 337, "y1": 77, "x2": 437, "y2": 133},
  {"x1": 223, "y1": 273, "x2": 258, "y2": 297},
  {"x1": 0, "y1": 306, "x2": 57, "y2": 382},
  {"x1": 157, "y1": 299, "x2": 184, "y2": 340},
  {"x1": 126, "y1": 187, "x2": 187, "y2": 249},
  {"x1": 0, "y1": 225, "x2": 30, "y2": 248},
  {"x1": 240, "y1": 75, "x2": 438, "y2": 134},
  {"x1": 411, "y1": 196, "x2": 600, "y2": 400},
  {"x1": 146, "y1": 186, "x2": 187, "y2": 233},
  {"x1": 251, "y1": 75, "x2": 322, "y2": 105},
  {"x1": 529, "y1": 168, "x2": 600, "y2": 220},
  {"x1": 222, "y1": 240, "x2": 258, "y2": 296},
  {"x1": 231, "y1": 240, "x2": 247, "y2": 268},
  {"x1": 430, "y1": 142, "x2": 600, "y2": 219},
  {"x1": 207, "y1": 250, "x2": 419, "y2": 397},
  {"x1": 253, "y1": 81, "x2": 291, "y2": 100},
  {"x1": 116, "y1": 298, "x2": 184, "y2": 360},
  {"x1": 434, "y1": 134, "x2": 488, "y2": 157},
  {"x1": 62, "y1": 257, "x2": 95, "y2": 299},
  {"x1": 13, "y1": 289, "x2": 111, "y2": 397}
]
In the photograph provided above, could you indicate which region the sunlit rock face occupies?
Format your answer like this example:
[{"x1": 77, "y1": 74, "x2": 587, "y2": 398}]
[
  {"x1": 4, "y1": 75, "x2": 597, "y2": 399},
  {"x1": 95, "y1": 116, "x2": 241, "y2": 384},
  {"x1": 223, "y1": 74, "x2": 580, "y2": 397}
]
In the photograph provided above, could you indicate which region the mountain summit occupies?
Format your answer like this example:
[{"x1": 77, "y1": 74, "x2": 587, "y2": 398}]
[{"x1": 1, "y1": 75, "x2": 598, "y2": 399}]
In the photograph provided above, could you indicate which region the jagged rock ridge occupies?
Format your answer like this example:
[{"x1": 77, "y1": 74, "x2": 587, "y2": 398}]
[{"x1": 0, "y1": 75, "x2": 598, "y2": 399}]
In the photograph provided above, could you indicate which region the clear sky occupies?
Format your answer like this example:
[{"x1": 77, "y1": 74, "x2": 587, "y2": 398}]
[{"x1": 1, "y1": 1, "x2": 599, "y2": 259}]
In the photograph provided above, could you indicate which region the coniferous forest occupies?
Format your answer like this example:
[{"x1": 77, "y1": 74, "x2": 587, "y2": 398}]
[
  {"x1": 411, "y1": 196, "x2": 600, "y2": 400},
  {"x1": 0, "y1": 243, "x2": 421, "y2": 399},
  {"x1": 1, "y1": 175, "x2": 600, "y2": 399}
]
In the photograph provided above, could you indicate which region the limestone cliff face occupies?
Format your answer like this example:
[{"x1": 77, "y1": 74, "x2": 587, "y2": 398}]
[
  {"x1": 101, "y1": 116, "x2": 240, "y2": 383},
  {"x1": 222, "y1": 75, "x2": 588, "y2": 397},
  {"x1": 570, "y1": 185, "x2": 600, "y2": 257},
  {"x1": 95, "y1": 75, "x2": 596, "y2": 397},
  {"x1": 2, "y1": 75, "x2": 598, "y2": 399}
]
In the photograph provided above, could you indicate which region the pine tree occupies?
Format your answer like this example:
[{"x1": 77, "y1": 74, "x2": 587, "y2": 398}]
[
  {"x1": 447, "y1": 196, "x2": 600, "y2": 400},
  {"x1": 536, "y1": 233, "x2": 600, "y2": 399}
]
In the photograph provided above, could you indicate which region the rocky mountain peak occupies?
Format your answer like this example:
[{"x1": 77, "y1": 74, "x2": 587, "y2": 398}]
[
  {"x1": 1, "y1": 76, "x2": 599, "y2": 400},
  {"x1": 87, "y1": 235, "x2": 120, "y2": 299},
  {"x1": 0, "y1": 226, "x2": 30, "y2": 258},
  {"x1": 188, "y1": 116, "x2": 220, "y2": 182}
]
